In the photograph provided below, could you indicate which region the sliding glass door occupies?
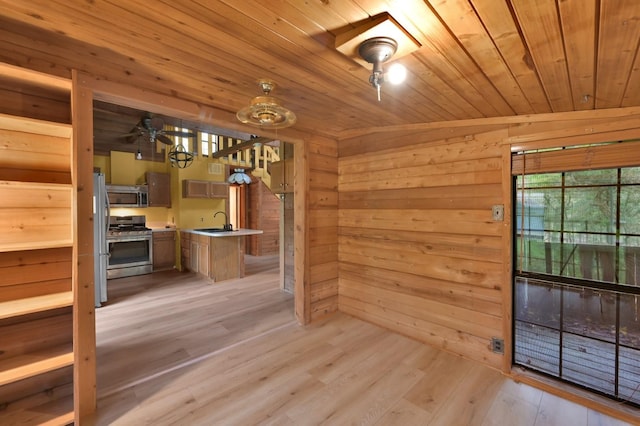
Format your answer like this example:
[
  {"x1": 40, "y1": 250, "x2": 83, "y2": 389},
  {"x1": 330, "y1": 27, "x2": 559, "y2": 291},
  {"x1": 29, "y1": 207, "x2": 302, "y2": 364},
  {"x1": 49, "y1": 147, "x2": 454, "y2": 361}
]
[{"x1": 513, "y1": 164, "x2": 640, "y2": 407}]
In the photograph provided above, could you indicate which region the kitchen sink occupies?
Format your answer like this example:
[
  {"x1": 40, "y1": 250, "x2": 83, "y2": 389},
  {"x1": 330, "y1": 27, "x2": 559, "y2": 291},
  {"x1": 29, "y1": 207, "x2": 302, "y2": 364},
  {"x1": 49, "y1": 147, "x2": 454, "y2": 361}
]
[{"x1": 195, "y1": 227, "x2": 234, "y2": 232}]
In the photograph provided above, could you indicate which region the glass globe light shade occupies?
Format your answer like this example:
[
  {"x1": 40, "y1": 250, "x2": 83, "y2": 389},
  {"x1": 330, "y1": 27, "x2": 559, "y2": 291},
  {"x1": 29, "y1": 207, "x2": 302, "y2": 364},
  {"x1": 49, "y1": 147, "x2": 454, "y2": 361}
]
[
  {"x1": 387, "y1": 63, "x2": 407, "y2": 85},
  {"x1": 228, "y1": 168, "x2": 252, "y2": 185}
]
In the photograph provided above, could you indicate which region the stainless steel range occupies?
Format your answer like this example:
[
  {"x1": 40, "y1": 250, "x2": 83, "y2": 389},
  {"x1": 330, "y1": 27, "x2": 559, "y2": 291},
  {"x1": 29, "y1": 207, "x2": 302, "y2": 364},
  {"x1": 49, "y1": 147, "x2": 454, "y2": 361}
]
[{"x1": 107, "y1": 215, "x2": 153, "y2": 279}]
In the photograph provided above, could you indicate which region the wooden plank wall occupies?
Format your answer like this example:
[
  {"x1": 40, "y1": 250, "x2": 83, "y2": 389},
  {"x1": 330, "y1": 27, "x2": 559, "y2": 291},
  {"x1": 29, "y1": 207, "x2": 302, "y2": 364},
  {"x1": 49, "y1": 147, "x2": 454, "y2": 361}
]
[
  {"x1": 307, "y1": 135, "x2": 339, "y2": 321},
  {"x1": 338, "y1": 128, "x2": 508, "y2": 369},
  {"x1": 247, "y1": 179, "x2": 280, "y2": 256}
]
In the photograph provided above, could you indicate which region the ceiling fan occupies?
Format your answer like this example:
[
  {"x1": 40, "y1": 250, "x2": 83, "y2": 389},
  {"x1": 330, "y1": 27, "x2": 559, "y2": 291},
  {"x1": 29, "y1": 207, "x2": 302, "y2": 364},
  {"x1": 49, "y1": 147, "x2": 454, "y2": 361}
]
[{"x1": 122, "y1": 113, "x2": 196, "y2": 145}]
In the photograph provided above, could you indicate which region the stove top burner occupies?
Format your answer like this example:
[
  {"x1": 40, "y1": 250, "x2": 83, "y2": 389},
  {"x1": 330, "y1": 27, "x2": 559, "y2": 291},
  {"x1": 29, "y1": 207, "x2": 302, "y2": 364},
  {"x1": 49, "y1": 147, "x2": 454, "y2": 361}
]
[{"x1": 107, "y1": 215, "x2": 152, "y2": 237}]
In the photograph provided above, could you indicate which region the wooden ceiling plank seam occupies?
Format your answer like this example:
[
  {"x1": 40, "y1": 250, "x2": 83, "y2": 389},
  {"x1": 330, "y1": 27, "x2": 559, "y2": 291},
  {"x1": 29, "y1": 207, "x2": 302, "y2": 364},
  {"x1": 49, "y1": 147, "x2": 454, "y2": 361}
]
[
  {"x1": 163, "y1": 0, "x2": 436, "y2": 127},
  {"x1": 96, "y1": 0, "x2": 401, "y2": 125},
  {"x1": 0, "y1": 0, "x2": 480, "y2": 128},
  {"x1": 0, "y1": 3, "x2": 402, "y2": 131},
  {"x1": 595, "y1": 0, "x2": 640, "y2": 108},
  {"x1": 429, "y1": 0, "x2": 535, "y2": 115},
  {"x1": 620, "y1": 42, "x2": 640, "y2": 107},
  {"x1": 351, "y1": 0, "x2": 506, "y2": 117},
  {"x1": 184, "y1": 0, "x2": 433, "y2": 122},
  {"x1": 0, "y1": 22, "x2": 277, "y2": 128},
  {"x1": 284, "y1": 0, "x2": 370, "y2": 34},
  {"x1": 0, "y1": 5, "x2": 257, "y2": 108},
  {"x1": 412, "y1": 45, "x2": 498, "y2": 118},
  {"x1": 509, "y1": 0, "x2": 574, "y2": 112},
  {"x1": 3, "y1": 0, "x2": 640, "y2": 136},
  {"x1": 0, "y1": 35, "x2": 342, "y2": 141},
  {"x1": 406, "y1": 0, "x2": 516, "y2": 116},
  {"x1": 557, "y1": 0, "x2": 597, "y2": 111},
  {"x1": 409, "y1": 55, "x2": 487, "y2": 119},
  {"x1": 6, "y1": 2, "x2": 390, "y2": 134},
  {"x1": 469, "y1": 0, "x2": 552, "y2": 114}
]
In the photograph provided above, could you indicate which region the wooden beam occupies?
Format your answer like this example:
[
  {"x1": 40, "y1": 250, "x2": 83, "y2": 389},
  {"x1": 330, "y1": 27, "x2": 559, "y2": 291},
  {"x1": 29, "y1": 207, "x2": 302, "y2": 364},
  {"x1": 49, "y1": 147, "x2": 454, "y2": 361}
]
[{"x1": 212, "y1": 137, "x2": 272, "y2": 158}]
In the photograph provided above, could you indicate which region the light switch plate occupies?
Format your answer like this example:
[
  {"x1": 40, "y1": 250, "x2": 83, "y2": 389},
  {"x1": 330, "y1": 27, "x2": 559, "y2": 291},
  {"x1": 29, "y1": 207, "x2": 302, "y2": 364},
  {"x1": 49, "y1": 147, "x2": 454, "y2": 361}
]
[{"x1": 492, "y1": 205, "x2": 504, "y2": 221}]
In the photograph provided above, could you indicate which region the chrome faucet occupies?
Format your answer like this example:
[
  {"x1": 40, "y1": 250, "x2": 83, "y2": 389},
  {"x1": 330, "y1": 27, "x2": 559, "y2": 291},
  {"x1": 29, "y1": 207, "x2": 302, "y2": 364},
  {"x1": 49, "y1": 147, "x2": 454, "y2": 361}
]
[{"x1": 214, "y1": 211, "x2": 232, "y2": 231}]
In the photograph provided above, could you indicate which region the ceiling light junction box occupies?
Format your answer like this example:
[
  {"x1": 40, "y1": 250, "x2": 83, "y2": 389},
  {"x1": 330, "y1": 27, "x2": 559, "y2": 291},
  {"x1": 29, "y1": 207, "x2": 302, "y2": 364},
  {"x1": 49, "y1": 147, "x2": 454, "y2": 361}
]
[{"x1": 334, "y1": 12, "x2": 421, "y2": 69}]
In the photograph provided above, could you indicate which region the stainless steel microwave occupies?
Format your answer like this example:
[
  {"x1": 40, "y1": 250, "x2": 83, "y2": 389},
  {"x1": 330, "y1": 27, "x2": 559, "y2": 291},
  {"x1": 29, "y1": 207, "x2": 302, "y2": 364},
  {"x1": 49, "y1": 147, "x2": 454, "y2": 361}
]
[{"x1": 106, "y1": 185, "x2": 148, "y2": 207}]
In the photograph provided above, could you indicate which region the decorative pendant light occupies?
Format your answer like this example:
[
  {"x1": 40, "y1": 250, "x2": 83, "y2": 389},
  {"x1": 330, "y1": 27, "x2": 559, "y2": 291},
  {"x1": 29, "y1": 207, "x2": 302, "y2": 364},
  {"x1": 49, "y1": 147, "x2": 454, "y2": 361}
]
[
  {"x1": 168, "y1": 143, "x2": 194, "y2": 169},
  {"x1": 236, "y1": 79, "x2": 296, "y2": 129},
  {"x1": 136, "y1": 137, "x2": 143, "y2": 160},
  {"x1": 228, "y1": 168, "x2": 252, "y2": 185}
]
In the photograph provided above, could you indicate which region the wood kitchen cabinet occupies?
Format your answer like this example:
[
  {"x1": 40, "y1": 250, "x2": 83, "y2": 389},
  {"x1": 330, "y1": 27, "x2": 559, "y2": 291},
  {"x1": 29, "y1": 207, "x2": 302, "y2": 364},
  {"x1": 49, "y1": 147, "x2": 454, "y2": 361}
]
[
  {"x1": 152, "y1": 230, "x2": 176, "y2": 271},
  {"x1": 182, "y1": 179, "x2": 228, "y2": 198},
  {"x1": 180, "y1": 231, "x2": 209, "y2": 276},
  {"x1": 180, "y1": 231, "x2": 191, "y2": 272},
  {"x1": 270, "y1": 158, "x2": 293, "y2": 194},
  {"x1": 196, "y1": 234, "x2": 210, "y2": 277},
  {"x1": 147, "y1": 172, "x2": 171, "y2": 207}
]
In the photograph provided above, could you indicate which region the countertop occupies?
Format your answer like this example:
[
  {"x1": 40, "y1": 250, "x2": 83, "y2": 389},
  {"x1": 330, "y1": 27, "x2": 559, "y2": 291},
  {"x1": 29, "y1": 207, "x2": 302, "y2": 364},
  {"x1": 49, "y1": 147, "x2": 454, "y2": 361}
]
[
  {"x1": 183, "y1": 228, "x2": 263, "y2": 237},
  {"x1": 151, "y1": 227, "x2": 177, "y2": 233}
]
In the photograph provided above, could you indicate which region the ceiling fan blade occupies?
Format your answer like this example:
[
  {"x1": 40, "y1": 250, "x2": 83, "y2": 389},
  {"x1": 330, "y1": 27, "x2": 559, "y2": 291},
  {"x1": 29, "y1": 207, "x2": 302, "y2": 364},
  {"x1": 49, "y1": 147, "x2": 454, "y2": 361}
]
[
  {"x1": 162, "y1": 130, "x2": 196, "y2": 138},
  {"x1": 119, "y1": 125, "x2": 146, "y2": 142},
  {"x1": 156, "y1": 133, "x2": 175, "y2": 145}
]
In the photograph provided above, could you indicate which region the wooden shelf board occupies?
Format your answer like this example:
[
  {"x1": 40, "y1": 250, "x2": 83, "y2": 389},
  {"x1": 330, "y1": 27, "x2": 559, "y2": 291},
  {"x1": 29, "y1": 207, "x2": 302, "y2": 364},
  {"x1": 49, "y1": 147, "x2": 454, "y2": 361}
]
[
  {"x1": 0, "y1": 344, "x2": 73, "y2": 386},
  {"x1": 0, "y1": 291, "x2": 73, "y2": 320},
  {"x1": 0, "y1": 112, "x2": 72, "y2": 138},
  {"x1": 0, "y1": 62, "x2": 71, "y2": 92},
  {"x1": 0, "y1": 240, "x2": 74, "y2": 253},
  {"x1": 0, "y1": 393, "x2": 74, "y2": 426}
]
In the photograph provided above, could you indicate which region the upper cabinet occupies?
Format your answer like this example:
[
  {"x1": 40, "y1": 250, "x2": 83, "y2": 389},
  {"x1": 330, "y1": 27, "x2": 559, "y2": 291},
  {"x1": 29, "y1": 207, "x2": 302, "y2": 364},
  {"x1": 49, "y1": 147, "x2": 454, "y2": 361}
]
[
  {"x1": 270, "y1": 158, "x2": 293, "y2": 194},
  {"x1": 182, "y1": 179, "x2": 228, "y2": 199},
  {"x1": 147, "y1": 172, "x2": 171, "y2": 207}
]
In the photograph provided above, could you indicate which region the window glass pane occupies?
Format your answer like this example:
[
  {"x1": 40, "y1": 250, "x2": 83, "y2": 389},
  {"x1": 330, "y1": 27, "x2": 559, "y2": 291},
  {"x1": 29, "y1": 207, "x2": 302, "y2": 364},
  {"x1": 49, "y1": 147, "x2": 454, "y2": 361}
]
[
  {"x1": 620, "y1": 186, "x2": 640, "y2": 235},
  {"x1": 564, "y1": 187, "x2": 617, "y2": 236},
  {"x1": 621, "y1": 166, "x2": 640, "y2": 184},
  {"x1": 515, "y1": 187, "x2": 563, "y2": 232},
  {"x1": 201, "y1": 132, "x2": 209, "y2": 156},
  {"x1": 519, "y1": 173, "x2": 562, "y2": 188},
  {"x1": 564, "y1": 169, "x2": 617, "y2": 186},
  {"x1": 621, "y1": 240, "x2": 640, "y2": 285}
]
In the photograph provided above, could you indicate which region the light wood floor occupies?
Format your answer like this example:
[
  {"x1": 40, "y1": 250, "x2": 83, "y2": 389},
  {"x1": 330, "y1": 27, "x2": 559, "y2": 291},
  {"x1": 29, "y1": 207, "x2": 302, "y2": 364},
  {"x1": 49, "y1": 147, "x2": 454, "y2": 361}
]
[{"x1": 89, "y1": 255, "x2": 635, "y2": 425}]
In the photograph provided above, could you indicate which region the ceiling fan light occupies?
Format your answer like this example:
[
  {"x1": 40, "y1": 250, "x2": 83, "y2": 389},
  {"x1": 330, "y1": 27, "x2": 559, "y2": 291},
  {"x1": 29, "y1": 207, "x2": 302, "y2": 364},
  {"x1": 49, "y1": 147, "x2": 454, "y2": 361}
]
[
  {"x1": 236, "y1": 80, "x2": 296, "y2": 129},
  {"x1": 387, "y1": 63, "x2": 407, "y2": 85}
]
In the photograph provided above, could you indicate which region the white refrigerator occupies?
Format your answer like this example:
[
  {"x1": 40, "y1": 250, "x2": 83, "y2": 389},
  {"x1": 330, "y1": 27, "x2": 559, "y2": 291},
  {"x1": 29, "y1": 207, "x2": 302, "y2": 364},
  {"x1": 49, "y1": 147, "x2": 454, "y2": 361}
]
[{"x1": 93, "y1": 172, "x2": 109, "y2": 307}]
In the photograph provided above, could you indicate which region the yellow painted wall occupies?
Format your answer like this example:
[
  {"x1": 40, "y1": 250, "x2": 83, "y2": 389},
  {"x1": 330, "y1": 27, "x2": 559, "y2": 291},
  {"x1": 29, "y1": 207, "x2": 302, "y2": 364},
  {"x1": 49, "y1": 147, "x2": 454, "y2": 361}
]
[
  {"x1": 94, "y1": 150, "x2": 228, "y2": 229},
  {"x1": 94, "y1": 155, "x2": 110, "y2": 179}
]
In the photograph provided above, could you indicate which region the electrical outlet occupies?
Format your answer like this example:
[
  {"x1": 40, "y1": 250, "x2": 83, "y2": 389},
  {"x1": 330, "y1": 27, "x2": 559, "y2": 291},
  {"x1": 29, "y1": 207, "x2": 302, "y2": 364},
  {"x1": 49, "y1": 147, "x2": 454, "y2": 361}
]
[
  {"x1": 492, "y1": 205, "x2": 504, "y2": 221},
  {"x1": 491, "y1": 337, "x2": 504, "y2": 354}
]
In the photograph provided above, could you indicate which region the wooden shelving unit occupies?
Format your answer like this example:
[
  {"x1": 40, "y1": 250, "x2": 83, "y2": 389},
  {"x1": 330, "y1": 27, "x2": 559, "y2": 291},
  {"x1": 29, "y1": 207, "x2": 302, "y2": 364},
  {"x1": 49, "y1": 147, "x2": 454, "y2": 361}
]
[
  {"x1": 0, "y1": 343, "x2": 74, "y2": 386},
  {"x1": 0, "y1": 103, "x2": 75, "y2": 423},
  {"x1": 0, "y1": 292, "x2": 73, "y2": 320}
]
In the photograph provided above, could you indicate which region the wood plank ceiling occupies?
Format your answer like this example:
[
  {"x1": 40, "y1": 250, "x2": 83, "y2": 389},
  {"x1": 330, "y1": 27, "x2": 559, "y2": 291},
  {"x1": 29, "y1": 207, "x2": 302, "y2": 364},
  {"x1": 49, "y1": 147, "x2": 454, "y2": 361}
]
[{"x1": 1, "y1": 0, "x2": 639, "y2": 141}]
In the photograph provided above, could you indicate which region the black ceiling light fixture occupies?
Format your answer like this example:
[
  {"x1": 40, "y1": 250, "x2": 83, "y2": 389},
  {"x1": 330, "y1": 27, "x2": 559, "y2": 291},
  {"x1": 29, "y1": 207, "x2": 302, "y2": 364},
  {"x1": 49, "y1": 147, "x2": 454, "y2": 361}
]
[
  {"x1": 168, "y1": 144, "x2": 194, "y2": 169},
  {"x1": 236, "y1": 79, "x2": 297, "y2": 129}
]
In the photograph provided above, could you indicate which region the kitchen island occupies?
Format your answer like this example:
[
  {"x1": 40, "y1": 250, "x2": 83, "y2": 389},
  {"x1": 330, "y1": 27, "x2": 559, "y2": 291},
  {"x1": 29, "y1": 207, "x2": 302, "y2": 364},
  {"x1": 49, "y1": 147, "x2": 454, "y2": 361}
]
[{"x1": 180, "y1": 228, "x2": 263, "y2": 282}]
